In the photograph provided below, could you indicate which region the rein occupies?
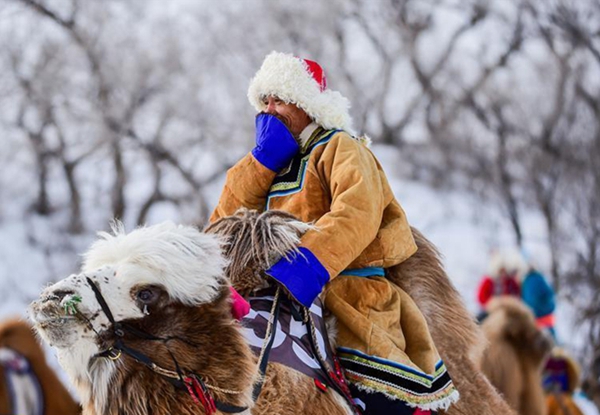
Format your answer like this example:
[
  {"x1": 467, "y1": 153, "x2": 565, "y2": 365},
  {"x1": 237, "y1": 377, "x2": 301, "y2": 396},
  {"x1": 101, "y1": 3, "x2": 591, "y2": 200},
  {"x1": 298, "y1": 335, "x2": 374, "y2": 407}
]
[
  {"x1": 303, "y1": 310, "x2": 360, "y2": 414},
  {"x1": 85, "y1": 277, "x2": 250, "y2": 414},
  {"x1": 245, "y1": 287, "x2": 362, "y2": 415}
]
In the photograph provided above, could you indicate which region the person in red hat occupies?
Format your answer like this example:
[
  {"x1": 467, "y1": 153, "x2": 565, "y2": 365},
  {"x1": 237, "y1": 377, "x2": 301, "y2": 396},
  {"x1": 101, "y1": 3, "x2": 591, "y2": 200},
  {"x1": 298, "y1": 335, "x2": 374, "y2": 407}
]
[
  {"x1": 211, "y1": 51, "x2": 458, "y2": 414},
  {"x1": 476, "y1": 249, "x2": 524, "y2": 322}
]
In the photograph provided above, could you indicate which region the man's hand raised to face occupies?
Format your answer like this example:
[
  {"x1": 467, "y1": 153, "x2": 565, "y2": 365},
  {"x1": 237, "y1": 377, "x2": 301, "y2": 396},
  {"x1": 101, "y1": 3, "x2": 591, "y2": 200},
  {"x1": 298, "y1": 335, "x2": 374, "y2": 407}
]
[{"x1": 251, "y1": 113, "x2": 300, "y2": 173}]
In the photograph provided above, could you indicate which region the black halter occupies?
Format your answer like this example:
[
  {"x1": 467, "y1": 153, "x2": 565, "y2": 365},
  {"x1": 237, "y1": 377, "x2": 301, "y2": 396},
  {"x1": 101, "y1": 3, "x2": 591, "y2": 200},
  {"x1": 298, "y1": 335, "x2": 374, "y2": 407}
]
[{"x1": 85, "y1": 277, "x2": 248, "y2": 414}]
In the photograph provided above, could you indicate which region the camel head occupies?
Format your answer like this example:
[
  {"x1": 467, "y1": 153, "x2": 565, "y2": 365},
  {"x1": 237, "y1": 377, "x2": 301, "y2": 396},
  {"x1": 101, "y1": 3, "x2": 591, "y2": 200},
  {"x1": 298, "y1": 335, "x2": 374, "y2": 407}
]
[{"x1": 29, "y1": 222, "x2": 235, "y2": 413}]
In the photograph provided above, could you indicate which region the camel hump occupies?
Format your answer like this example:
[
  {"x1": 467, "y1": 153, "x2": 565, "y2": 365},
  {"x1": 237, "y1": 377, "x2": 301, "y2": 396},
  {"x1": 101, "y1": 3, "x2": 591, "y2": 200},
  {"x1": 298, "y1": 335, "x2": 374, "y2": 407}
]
[
  {"x1": 483, "y1": 296, "x2": 553, "y2": 361},
  {"x1": 0, "y1": 317, "x2": 33, "y2": 338},
  {"x1": 0, "y1": 318, "x2": 45, "y2": 363},
  {"x1": 486, "y1": 295, "x2": 533, "y2": 318},
  {"x1": 205, "y1": 208, "x2": 313, "y2": 295}
]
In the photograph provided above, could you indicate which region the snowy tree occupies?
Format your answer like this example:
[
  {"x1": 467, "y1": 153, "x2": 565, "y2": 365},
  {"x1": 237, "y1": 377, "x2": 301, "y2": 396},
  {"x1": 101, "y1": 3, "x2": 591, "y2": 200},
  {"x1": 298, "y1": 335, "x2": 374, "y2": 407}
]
[{"x1": 1, "y1": 0, "x2": 600, "y2": 408}]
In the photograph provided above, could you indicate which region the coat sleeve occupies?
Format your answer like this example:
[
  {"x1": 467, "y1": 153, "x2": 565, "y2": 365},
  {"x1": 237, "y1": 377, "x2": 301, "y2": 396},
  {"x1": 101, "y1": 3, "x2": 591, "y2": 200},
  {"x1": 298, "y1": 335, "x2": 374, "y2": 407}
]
[
  {"x1": 298, "y1": 134, "x2": 387, "y2": 278},
  {"x1": 477, "y1": 276, "x2": 494, "y2": 307},
  {"x1": 210, "y1": 152, "x2": 277, "y2": 223}
]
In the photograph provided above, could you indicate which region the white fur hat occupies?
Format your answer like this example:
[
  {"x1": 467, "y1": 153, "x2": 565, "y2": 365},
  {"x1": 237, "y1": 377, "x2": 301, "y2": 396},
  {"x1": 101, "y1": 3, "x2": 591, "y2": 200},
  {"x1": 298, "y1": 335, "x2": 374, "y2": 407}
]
[
  {"x1": 247, "y1": 51, "x2": 354, "y2": 134},
  {"x1": 488, "y1": 248, "x2": 528, "y2": 278}
]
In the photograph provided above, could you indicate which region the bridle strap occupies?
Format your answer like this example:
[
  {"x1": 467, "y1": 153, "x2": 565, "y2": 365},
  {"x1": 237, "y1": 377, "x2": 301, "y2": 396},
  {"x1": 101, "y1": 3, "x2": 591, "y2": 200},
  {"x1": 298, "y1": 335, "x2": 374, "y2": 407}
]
[
  {"x1": 86, "y1": 277, "x2": 117, "y2": 326},
  {"x1": 304, "y1": 310, "x2": 361, "y2": 415},
  {"x1": 86, "y1": 277, "x2": 186, "y2": 343}
]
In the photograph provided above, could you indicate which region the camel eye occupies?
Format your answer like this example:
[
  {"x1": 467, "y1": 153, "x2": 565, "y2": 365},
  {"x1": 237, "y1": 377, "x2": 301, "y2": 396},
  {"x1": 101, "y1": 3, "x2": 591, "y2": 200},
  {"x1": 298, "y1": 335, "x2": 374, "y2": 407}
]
[{"x1": 137, "y1": 288, "x2": 156, "y2": 303}]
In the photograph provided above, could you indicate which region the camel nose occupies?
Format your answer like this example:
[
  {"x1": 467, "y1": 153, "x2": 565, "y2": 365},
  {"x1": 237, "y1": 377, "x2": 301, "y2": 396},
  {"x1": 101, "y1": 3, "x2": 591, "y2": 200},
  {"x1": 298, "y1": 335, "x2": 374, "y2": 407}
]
[{"x1": 43, "y1": 289, "x2": 75, "y2": 303}]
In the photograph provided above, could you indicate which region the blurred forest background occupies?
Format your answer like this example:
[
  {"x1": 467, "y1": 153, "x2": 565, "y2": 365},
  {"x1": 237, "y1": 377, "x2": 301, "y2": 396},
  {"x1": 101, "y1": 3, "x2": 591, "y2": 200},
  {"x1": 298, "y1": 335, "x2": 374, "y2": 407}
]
[{"x1": 0, "y1": 0, "x2": 599, "y2": 408}]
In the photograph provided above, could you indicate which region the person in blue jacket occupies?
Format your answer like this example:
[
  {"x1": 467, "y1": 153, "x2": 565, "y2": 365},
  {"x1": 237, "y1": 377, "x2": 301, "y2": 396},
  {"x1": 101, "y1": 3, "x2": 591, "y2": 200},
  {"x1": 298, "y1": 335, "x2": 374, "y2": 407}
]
[{"x1": 521, "y1": 267, "x2": 556, "y2": 339}]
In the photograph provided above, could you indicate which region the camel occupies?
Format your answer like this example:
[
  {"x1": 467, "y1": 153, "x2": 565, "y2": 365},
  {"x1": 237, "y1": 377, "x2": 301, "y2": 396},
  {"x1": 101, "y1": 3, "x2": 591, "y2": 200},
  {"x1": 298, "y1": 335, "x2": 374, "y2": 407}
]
[
  {"x1": 206, "y1": 209, "x2": 518, "y2": 415},
  {"x1": 544, "y1": 348, "x2": 585, "y2": 415},
  {"x1": 478, "y1": 296, "x2": 553, "y2": 415},
  {"x1": 29, "y1": 220, "x2": 352, "y2": 415},
  {"x1": 29, "y1": 209, "x2": 517, "y2": 415},
  {"x1": 0, "y1": 317, "x2": 80, "y2": 415}
]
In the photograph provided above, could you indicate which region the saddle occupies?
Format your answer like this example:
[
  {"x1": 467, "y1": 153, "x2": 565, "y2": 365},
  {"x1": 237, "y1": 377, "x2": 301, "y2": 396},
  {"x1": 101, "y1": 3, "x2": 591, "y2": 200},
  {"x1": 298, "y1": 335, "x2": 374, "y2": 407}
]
[
  {"x1": 241, "y1": 287, "x2": 358, "y2": 413},
  {"x1": 241, "y1": 288, "x2": 336, "y2": 388}
]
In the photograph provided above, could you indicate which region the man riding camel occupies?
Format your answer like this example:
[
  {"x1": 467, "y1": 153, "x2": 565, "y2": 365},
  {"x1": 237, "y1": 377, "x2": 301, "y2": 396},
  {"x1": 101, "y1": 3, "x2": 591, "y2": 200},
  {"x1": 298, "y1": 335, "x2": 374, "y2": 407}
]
[{"x1": 211, "y1": 51, "x2": 458, "y2": 414}]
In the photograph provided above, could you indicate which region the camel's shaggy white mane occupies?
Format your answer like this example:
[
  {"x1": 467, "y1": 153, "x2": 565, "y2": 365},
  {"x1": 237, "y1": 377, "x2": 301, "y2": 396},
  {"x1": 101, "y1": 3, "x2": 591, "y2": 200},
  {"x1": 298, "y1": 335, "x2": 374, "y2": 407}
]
[
  {"x1": 82, "y1": 221, "x2": 229, "y2": 306},
  {"x1": 67, "y1": 355, "x2": 117, "y2": 415},
  {"x1": 52, "y1": 338, "x2": 116, "y2": 413},
  {"x1": 90, "y1": 358, "x2": 118, "y2": 415}
]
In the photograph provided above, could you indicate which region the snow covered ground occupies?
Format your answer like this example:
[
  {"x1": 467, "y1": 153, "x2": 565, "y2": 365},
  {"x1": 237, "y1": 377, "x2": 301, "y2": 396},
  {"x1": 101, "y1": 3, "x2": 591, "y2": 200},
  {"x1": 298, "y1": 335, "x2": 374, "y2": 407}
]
[{"x1": 0, "y1": 143, "x2": 597, "y2": 414}]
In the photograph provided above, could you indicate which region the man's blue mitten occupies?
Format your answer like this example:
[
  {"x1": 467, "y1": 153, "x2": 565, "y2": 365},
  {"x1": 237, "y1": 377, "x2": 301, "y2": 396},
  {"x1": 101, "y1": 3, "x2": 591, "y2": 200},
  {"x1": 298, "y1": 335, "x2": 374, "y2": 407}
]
[
  {"x1": 265, "y1": 247, "x2": 329, "y2": 308},
  {"x1": 252, "y1": 113, "x2": 300, "y2": 172}
]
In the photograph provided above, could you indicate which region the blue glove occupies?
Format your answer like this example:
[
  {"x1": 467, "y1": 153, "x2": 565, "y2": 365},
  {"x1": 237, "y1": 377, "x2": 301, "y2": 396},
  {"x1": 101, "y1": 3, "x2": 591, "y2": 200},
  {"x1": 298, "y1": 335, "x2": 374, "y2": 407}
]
[
  {"x1": 251, "y1": 113, "x2": 299, "y2": 172},
  {"x1": 266, "y1": 247, "x2": 329, "y2": 307}
]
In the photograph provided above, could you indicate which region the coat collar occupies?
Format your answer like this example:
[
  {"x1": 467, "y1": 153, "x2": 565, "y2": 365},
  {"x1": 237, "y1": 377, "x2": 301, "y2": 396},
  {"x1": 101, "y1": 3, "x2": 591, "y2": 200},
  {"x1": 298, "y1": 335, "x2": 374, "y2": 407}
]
[{"x1": 298, "y1": 122, "x2": 320, "y2": 147}]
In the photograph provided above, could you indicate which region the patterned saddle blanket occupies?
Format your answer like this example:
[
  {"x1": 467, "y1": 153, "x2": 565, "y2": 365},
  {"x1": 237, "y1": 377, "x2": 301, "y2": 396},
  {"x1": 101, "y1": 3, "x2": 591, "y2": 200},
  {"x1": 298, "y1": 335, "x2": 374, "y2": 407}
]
[{"x1": 240, "y1": 288, "x2": 336, "y2": 388}]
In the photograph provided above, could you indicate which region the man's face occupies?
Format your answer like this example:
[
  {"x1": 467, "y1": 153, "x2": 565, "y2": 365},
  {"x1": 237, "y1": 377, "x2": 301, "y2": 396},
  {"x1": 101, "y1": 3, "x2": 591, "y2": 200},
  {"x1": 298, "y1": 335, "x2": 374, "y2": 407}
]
[{"x1": 262, "y1": 96, "x2": 312, "y2": 137}]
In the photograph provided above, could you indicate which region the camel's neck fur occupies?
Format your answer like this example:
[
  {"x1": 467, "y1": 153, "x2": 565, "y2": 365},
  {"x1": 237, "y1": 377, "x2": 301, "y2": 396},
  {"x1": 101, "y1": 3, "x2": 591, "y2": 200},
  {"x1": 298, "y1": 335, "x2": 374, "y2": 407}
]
[{"x1": 78, "y1": 288, "x2": 257, "y2": 415}]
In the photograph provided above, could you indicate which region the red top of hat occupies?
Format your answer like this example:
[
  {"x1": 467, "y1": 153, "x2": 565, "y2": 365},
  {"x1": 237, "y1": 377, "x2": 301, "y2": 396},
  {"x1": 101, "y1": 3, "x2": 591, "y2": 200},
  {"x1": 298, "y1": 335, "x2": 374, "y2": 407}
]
[{"x1": 302, "y1": 58, "x2": 327, "y2": 92}]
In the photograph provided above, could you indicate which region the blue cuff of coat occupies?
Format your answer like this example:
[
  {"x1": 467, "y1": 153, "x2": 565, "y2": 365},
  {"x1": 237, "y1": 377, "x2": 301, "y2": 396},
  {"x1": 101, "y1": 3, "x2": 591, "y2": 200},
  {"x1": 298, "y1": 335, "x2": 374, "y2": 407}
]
[{"x1": 266, "y1": 247, "x2": 329, "y2": 307}]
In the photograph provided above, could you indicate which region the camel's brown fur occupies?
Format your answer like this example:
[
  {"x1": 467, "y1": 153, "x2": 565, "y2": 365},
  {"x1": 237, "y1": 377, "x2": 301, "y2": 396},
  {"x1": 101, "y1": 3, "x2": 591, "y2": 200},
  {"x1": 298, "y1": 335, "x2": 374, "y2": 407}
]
[
  {"x1": 478, "y1": 296, "x2": 553, "y2": 415},
  {"x1": 0, "y1": 318, "x2": 80, "y2": 415},
  {"x1": 95, "y1": 290, "x2": 348, "y2": 414},
  {"x1": 34, "y1": 281, "x2": 349, "y2": 415},
  {"x1": 386, "y1": 228, "x2": 518, "y2": 415},
  {"x1": 254, "y1": 363, "x2": 349, "y2": 414}
]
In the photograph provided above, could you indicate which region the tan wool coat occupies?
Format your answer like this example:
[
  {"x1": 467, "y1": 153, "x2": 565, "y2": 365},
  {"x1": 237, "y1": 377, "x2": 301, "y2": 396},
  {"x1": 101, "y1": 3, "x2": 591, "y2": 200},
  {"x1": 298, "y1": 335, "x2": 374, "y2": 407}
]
[{"x1": 211, "y1": 127, "x2": 417, "y2": 277}]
